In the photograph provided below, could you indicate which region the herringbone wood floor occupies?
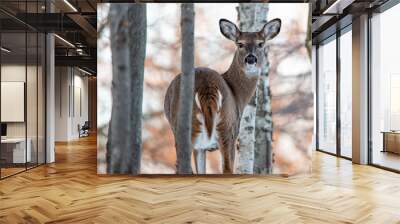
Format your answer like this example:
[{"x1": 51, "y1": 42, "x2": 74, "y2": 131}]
[{"x1": 1, "y1": 134, "x2": 400, "y2": 224}]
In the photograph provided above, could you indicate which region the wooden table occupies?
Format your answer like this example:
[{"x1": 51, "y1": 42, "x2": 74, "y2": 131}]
[{"x1": 381, "y1": 131, "x2": 400, "y2": 154}]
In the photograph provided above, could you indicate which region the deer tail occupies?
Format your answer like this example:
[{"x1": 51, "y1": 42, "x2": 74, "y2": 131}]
[{"x1": 195, "y1": 88, "x2": 222, "y2": 138}]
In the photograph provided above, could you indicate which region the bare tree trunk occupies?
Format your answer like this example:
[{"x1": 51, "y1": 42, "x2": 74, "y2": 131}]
[
  {"x1": 176, "y1": 3, "x2": 195, "y2": 174},
  {"x1": 254, "y1": 77, "x2": 273, "y2": 174},
  {"x1": 127, "y1": 4, "x2": 146, "y2": 175},
  {"x1": 237, "y1": 91, "x2": 257, "y2": 174},
  {"x1": 306, "y1": 3, "x2": 312, "y2": 59},
  {"x1": 253, "y1": 3, "x2": 273, "y2": 174},
  {"x1": 107, "y1": 4, "x2": 131, "y2": 174},
  {"x1": 107, "y1": 4, "x2": 146, "y2": 174},
  {"x1": 236, "y1": 3, "x2": 270, "y2": 174}
]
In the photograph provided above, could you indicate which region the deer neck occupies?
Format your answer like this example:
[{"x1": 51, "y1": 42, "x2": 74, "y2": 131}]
[{"x1": 222, "y1": 52, "x2": 259, "y2": 112}]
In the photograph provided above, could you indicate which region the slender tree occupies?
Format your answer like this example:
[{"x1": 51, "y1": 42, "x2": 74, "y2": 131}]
[
  {"x1": 107, "y1": 4, "x2": 146, "y2": 174},
  {"x1": 107, "y1": 4, "x2": 130, "y2": 174},
  {"x1": 254, "y1": 4, "x2": 274, "y2": 174},
  {"x1": 127, "y1": 4, "x2": 147, "y2": 174},
  {"x1": 306, "y1": 3, "x2": 312, "y2": 59},
  {"x1": 254, "y1": 73, "x2": 273, "y2": 174},
  {"x1": 176, "y1": 3, "x2": 195, "y2": 174},
  {"x1": 236, "y1": 3, "x2": 273, "y2": 174}
]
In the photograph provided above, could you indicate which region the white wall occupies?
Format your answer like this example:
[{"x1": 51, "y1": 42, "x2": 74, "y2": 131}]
[
  {"x1": 1, "y1": 82, "x2": 25, "y2": 122},
  {"x1": 1, "y1": 65, "x2": 26, "y2": 137},
  {"x1": 55, "y1": 66, "x2": 69, "y2": 141},
  {"x1": 55, "y1": 67, "x2": 89, "y2": 141}
]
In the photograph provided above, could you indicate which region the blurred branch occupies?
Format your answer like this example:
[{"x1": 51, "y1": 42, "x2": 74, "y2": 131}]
[
  {"x1": 143, "y1": 110, "x2": 165, "y2": 120},
  {"x1": 275, "y1": 71, "x2": 311, "y2": 80},
  {"x1": 269, "y1": 42, "x2": 305, "y2": 83},
  {"x1": 98, "y1": 18, "x2": 109, "y2": 39}
]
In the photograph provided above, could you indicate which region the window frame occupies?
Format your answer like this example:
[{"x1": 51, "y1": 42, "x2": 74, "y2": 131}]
[
  {"x1": 367, "y1": 1, "x2": 400, "y2": 173},
  {"x1": 315, "y1": 23, "x2": 352, "y2": 160}
]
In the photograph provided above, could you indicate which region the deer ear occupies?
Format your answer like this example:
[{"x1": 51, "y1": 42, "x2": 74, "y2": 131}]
[
  {"x1": 262, "y1": 19, "x2": 281, "y2": 41},
  {"x1": 219, "y1": 19, "x2": 239, "y2": 42}
]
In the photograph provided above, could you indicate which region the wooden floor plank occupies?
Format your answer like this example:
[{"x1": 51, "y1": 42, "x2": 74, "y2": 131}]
[{"x1": 0, "y1": 134, "x2": 399, "y2": 223}]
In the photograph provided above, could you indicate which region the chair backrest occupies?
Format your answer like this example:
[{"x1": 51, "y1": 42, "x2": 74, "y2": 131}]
[{"x1": 82, "y1": 121, "x2": 90, "y2": 129}]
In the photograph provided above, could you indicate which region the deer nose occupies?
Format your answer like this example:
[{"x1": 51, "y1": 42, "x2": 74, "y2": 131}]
[{"x1": 245, "y1": 54, "x2": 257, "y2": 65}]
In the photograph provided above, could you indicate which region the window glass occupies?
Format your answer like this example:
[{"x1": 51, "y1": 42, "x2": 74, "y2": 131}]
[
  {"x1": 0, "y1": 1, "x2": 46, "y2": 179},
  {"x1": 340, "y1": 29, "x2": 352, "y2": 158},
  {"x1": 371, "y1": 3, "x2": 400, "y2": 171},
  {"x1": 318, "y1": 37, "x2": 337, "y2": 154},
  {"x1": 1, "y1": 31, "x2": 28, "y2": 177}
]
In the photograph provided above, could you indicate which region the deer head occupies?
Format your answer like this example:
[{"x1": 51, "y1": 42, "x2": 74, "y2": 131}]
[{"x1": 219, "y1": 18, "x2": 281, "y2": 76}]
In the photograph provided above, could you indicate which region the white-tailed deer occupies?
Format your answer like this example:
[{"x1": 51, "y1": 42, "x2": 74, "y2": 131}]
[{"x1": 164, "y1": 18, "x2": 281, "y2": 174}]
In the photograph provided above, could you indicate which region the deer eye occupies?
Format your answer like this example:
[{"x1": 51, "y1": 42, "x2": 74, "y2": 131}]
[
  {"x1": 258, "y1": 42, "x2": 264, "y2": 48},
  {"x1": 237, "y1": 43, "x2": 244, "y2": 48}
]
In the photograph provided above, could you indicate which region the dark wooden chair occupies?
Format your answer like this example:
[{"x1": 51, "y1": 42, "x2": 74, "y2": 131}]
[{"x1": 78, "y1": 121, "x2": 90, "y2": 138}]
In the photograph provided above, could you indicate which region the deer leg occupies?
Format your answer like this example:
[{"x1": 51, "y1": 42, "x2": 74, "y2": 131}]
[
  {"x1": 229, "y1": 142, "x2": 235, "y2": 173},
  {"x1": 174, "y1": 140, "x2": 179, "y2": 174},
  {"x1": 221, "y1": 141, "x2": 234, "y2": 174},
  {"x1": 193, "y1": 149, "x2": 206, "y2": 174}
]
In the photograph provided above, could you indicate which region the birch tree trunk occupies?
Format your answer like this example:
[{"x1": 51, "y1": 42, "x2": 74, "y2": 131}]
[
  {"x1": 176, "y1": 3, "x2": 195, "y2": 174},
  {"x1": 107, "y1": 4, "x2": 146, "y2": 174},
  {"x1": 254, "y1": 77, "x2": 273, "y2": 174},
  {"x1": 107, "y1": 4, "x2": 131, "y2": 174},
  {"x1": 253, "y1": 3, "x2": 273, "y2": 174},
  {"x1": 236, "y1": 3, "x2": 271, "y2": 174},
  {"x1": 306, "y1": 3, "x2": 312, "y2": 59},
  {"x1": 127, "y1": 4, "x2": 146, "y2": 175}
]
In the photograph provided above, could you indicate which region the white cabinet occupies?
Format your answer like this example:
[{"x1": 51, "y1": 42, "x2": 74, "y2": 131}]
[{"x1": 1, "y1": 138, "x2": 32, "y2": 163}]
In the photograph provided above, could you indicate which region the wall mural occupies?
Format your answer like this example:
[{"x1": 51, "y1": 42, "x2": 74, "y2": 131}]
[{"x1": 97, "y1": 3, "x2": 313, "y2": 175}]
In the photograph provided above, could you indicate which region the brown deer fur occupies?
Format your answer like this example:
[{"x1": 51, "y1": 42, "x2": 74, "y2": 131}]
[{"x1": 164, "y1": 18, "x2": 281, "y2": 174}]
